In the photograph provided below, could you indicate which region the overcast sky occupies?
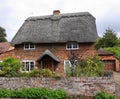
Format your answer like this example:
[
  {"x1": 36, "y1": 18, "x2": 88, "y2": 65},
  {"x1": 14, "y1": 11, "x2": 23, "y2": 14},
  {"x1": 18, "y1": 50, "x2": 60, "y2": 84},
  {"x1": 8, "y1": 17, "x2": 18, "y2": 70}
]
[{"x1": 0, "y1": 0, "x2": 120, "y2": 41}]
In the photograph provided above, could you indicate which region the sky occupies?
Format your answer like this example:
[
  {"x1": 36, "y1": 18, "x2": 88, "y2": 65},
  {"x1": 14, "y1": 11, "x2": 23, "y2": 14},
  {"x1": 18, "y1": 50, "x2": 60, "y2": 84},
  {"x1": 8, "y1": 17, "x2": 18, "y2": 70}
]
[{"x1": 0, "y1": 0, "x2": 120, "y2": 41}]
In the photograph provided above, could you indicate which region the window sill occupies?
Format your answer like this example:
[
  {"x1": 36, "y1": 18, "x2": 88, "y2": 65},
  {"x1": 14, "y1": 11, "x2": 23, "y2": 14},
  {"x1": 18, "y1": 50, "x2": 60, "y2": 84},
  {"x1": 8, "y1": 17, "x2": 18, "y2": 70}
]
[{"x1": 66, "y1": 48, "x2": 79, "y2": 50}]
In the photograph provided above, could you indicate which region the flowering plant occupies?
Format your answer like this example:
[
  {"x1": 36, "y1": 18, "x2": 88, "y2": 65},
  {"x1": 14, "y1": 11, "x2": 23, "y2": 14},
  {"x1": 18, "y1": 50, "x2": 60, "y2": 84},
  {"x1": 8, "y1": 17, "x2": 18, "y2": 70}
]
[{"x1": 53, "y1": 68, "x2": 66, "y2": 78}]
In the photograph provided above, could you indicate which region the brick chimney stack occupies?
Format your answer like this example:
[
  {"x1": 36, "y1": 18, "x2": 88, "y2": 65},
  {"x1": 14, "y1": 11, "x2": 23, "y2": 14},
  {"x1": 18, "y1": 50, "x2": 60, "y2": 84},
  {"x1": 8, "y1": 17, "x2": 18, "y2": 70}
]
[{"x1": 53, "y1": 10, "x2": 60, "y2": 16}]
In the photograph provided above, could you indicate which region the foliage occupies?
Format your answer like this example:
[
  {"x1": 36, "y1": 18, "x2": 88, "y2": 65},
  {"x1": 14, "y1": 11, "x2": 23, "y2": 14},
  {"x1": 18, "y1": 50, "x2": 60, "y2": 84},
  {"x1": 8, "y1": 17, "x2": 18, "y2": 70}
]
[
  {"x1": 0, "y1": 57, "x2": 22, "y2": 77},
  {"x1": 65, "y1": 56, "x2": 105, "y2": 77},
  {"x1": 105, "y1": 47, "x2": 120, "y2": 58},
  {"x1": 94, "y1": 91, "x2": 116, "y2": 99},
  {"x1": 0, "y1": 88, "x2": 67, "y2": 99},
  {"x1": 84, "y1": 56, "x2": 105, "y2": 77},
  {"x1": 95, "y1": 28, "x2": 118, "y2": 49},
  {"x1": 18, "y1": 69, "x2": 52, "y2": 77},
  {"x1": 29, "y1": 69, "x2": 41, "y2": 77},
  {"x1": 40, "y1": 68, "x2": 52, "y2": 77},
  {"x1": 0, "y1": 88, "x2": 11, "y2": 98},
  {"x1": 0, "y1": 26, "x2": 7, "y2": 42}
]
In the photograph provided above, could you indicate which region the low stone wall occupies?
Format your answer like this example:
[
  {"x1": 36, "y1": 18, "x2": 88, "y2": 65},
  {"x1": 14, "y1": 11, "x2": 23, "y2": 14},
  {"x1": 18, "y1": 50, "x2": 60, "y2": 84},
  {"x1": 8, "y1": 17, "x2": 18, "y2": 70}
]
[{"x1": 0, "y1": 77, "x2": 115, "y2": 97}]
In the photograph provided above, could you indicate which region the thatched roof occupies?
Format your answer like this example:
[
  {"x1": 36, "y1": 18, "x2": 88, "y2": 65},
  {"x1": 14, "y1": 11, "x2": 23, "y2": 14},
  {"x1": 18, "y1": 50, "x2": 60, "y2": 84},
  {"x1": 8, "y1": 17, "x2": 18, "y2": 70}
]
[
  {"x1": 11, "y1": 11, "x2": 98, "y2": 45},
  {"x1": 37, "y1": 49, "x2": 60, "y2": 62}
]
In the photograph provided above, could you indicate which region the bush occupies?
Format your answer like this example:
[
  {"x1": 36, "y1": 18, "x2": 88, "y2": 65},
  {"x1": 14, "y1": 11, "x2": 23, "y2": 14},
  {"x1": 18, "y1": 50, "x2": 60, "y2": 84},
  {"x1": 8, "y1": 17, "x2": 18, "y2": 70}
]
[
  {"x1": 65, "y1": 56, "x2": 105, "y2": 77},
  {"x1": 13, "y1": 69, "x2": 52, "y2": 77},
  {"x1": 84, "y1": 56, "x2": 105, "y2": 77},
  {"x1": 0, "y1": 88, "x2": 11, "y2": 98},
  {"x1": 0, "y1": 57, "x2": 22, "y2": 77},
  {"x1": 52, "y1": 89, "x2": 68, "y2": 99},
  {"x1": 0, "y1": 88, "x2": 68, "y2": 99},
  {"x1": 40, "y1": 69, "x2": 52, "y2": 77},
  {"x1": 94, "y1": 91, "x2": 116, "y2": 99},
  {"x1": 29, "y1": 69, "x2": 41, "y2": 77}
]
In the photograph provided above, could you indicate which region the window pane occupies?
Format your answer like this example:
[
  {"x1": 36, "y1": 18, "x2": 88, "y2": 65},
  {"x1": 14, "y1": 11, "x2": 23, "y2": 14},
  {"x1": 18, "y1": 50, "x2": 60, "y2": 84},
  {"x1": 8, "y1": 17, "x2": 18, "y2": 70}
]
[
  {"x1": 26, "y1": 62, "x2": 29, "y2": 71},
  {"x1": 22, "y1": 62, "x2": 25, "y2": 71},
  {"x1": 24, "y1": 44, "x2": 29, "y2": 49},
  {"x1": 30, "y1": 62, "x2": 34, "y2": 70},
  {"x1": 30, "y1": 44, "x2": 35, "y2": 48},
  {"x1": 73, "y1": 42, "x2": 78, "y2": 48},
  {"x1": 67, "y1": 42, "x2": 72, "y2": 49}
]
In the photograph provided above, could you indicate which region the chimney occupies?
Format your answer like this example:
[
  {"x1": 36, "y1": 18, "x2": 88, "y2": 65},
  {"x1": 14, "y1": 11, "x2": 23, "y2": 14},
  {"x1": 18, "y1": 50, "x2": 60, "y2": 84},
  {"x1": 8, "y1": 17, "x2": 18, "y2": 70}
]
[{"x1": 53, "y1": 10, "x2": 60, "y2": 16}]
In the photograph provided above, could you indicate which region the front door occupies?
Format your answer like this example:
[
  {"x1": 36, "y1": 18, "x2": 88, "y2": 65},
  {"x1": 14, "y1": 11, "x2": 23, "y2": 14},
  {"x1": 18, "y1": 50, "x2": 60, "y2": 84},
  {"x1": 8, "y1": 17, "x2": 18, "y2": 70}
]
[{"x1": 41, "y1": 56, "x2": 54, "y2": 71}]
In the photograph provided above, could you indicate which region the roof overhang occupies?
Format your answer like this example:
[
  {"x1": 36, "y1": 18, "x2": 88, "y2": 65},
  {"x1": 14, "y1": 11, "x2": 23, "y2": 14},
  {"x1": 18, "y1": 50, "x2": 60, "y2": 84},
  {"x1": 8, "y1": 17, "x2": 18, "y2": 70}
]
[{"x1": 37, "y1": 49, "x2": 60, "y2": 62}]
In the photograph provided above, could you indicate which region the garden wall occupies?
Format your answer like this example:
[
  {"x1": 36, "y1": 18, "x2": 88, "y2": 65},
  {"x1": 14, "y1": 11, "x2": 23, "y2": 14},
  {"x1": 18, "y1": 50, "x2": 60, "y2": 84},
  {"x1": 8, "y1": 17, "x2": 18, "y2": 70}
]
[{"x1": 0, "y1": 77, "x2": 115, "y2": 97}]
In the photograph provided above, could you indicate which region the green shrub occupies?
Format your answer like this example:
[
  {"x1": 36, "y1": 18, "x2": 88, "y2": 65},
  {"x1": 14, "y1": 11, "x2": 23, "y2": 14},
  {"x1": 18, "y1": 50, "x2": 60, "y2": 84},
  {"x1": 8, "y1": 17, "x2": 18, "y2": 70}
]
[
  {"x1": 17, "y1": 69, "x2": 52, "y2": 77},
  {"x1": 29, "y1": 69, "x2": 41, "y2": 77},
  {"x1": 0, "y1": 57, "x2": 22, "y2": 77},
  {"x1": 51, "y1": 89, "x2": 67, "y2": 99},
  {"x1": 94, "y1": 91, "x2": 116, "y2": 99},
  {"x1": 40, "y1": 69, "x2": 52, "y2": 77},
  {"x1": 0, "y1": 88, "x2": 67, "y2": 99},
  {"x1": 84, "y1": 56, "x2": 105, "y2": 77},
  {"x1": 0, "y1": 88, "x2": 11, "y2": 98}
]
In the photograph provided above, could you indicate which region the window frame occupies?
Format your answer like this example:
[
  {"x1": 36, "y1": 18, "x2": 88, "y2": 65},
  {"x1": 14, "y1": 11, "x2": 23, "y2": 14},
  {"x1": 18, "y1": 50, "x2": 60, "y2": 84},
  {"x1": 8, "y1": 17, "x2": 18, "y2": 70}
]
[
  {"x1": 64, "y1": 60, "x2": 71, "y2": 73},
  {"x1": 66, "y1": 42, "x2": 79, "y2": 50},
  {"x1": 21, "y1": 60, "x2": 35, "y2": 72},
  {"x1": 24, "y1": 43, "x2": 35, "y2": 50}
]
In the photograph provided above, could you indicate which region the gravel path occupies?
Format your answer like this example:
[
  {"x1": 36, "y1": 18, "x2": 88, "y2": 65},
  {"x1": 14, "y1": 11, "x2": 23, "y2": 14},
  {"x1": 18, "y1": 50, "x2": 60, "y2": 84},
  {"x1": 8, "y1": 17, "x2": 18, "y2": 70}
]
[
  {"x1": 115, "y1": 83, "x2": 120, "y2": 97},
  {"x1": 114, "y1": 72, "x2": 120, "y2": 97}
]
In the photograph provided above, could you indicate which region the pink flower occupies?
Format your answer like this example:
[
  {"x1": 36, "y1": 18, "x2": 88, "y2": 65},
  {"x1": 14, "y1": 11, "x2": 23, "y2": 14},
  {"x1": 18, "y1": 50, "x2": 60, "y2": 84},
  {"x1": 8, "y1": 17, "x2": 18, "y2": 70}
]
[{"x1": 55, "y1": 68, "x2": 59, "y2": 71}]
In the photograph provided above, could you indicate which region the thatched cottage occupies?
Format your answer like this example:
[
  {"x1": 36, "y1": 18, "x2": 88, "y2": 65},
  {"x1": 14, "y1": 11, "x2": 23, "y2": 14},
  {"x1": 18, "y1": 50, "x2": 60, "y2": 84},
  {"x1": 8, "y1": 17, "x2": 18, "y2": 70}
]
[{"x1": 6, "y1": 11, "x2": 98, "y2": 72}]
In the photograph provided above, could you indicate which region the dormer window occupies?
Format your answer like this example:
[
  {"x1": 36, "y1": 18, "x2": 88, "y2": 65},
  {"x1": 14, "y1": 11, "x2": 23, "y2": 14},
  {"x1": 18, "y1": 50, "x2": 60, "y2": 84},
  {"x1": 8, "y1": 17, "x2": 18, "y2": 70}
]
[
  {"x1": 66, "y1": 42, "x2": 79, "y2": 50},
  {"x1": 24, "y1": 43, "x2": 35, "y2": 50}
]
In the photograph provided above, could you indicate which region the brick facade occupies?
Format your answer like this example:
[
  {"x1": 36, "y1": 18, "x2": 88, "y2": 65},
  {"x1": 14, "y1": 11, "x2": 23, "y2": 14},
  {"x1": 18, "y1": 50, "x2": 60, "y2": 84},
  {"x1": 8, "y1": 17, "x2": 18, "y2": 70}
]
[
  {"x1": 0, "y1": 50, "x2": 16, "y2": 60},
  {"x1": 5, "y1": 43, "x2": 96, "y2": 72}
]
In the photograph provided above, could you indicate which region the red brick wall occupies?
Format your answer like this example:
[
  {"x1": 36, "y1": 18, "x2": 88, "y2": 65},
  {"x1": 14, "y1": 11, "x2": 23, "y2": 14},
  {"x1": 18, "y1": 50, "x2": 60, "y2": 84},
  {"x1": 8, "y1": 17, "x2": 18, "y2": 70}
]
[
  {"x1": 14, "y1": 43, "x2": 96, "y2": 72},
  {"x1": 0, "y1": 43, "x2": 96, "y2": 72},
  {"x1": 0, "y1": 50, "x2": 16, "y2": 60}
]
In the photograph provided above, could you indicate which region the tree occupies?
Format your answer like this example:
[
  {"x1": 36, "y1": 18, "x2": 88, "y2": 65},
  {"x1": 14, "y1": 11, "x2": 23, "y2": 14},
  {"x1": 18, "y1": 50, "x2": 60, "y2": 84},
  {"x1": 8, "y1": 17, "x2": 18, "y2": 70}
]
[
  {"x1": 95, "y1": 28, "x2": 118, "y2": 49},
  {"x1": 0, "y1": 26, "x2": 7, "y2": 42},
  {"x1": 105, "y1": 47, "x2": 120, "y2": 58}
]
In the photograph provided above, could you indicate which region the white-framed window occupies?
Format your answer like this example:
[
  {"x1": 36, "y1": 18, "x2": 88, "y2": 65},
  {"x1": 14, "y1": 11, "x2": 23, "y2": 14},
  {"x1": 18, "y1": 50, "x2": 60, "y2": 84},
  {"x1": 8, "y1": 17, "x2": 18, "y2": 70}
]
[
  {"x1": 66, "y1": 42, "x2": 79, "y2": 50},
  {"x1": 24, "y1": 43, "x2": 35, "y2": 50},
  {"x1": 64, "y1": 60, "x2": 71, "y2": 73},
  {"x1": 21, "y1": 60, "x2": 35, "y2": 72}
]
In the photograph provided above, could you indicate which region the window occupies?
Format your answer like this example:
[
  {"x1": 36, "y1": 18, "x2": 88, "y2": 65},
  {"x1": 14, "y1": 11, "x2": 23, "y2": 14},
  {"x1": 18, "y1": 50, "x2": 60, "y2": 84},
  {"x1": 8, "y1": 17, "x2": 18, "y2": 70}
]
[
  {"x1": 22, "y1": 60, "x2": 35, "y2": 72},
  {"x1": 66, "y1": 42, "x2": 79, "y2": 50},
  {"x1": 24, "y1": 43, "x2": 35, "y2": 50},
  {"x1": 64, "y1": 60, "x2": 71, "y2": 73}
]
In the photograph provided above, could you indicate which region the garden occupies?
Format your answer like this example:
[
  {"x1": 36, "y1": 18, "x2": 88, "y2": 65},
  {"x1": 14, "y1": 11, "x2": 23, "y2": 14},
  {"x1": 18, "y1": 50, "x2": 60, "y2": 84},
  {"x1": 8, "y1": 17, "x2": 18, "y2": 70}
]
[{"x1": 0, "y1": 57, "x2": 116, "y2": 99}]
